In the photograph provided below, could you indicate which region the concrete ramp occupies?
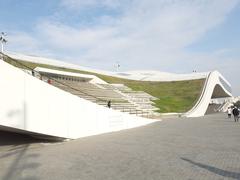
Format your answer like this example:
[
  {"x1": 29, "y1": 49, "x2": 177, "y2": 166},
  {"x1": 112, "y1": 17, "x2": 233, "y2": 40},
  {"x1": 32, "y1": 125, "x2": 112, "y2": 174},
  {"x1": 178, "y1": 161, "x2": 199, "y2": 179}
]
[{"x1": 0, "y1": 61, "x2": 156, "y2": 139}]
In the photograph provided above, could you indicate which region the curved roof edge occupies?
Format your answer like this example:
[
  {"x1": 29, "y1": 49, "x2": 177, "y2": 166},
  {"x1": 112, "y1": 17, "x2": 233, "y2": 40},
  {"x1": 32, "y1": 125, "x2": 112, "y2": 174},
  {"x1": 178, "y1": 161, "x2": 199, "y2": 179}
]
[
  {"x1": 185, "y1": 71, "x2": 232, "y2": 117},
  {"x1": 6, "y1": 52, "x2": 208, "y2": 82},
  {"x1": 4, "y1": 52, "x2": 232, "y2": 117}
]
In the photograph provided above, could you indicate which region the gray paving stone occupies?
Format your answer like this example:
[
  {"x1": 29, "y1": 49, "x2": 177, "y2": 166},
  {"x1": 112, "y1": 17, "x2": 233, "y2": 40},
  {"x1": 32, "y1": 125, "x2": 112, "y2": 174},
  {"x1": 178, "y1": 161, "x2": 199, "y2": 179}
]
[{"x1": 0, "y1": 113, "x2": 240, "y2": 180}]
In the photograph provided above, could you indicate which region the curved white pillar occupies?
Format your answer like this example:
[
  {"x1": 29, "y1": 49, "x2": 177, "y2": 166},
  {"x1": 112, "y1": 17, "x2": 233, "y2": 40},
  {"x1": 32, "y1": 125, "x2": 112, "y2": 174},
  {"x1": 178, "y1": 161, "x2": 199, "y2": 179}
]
[{"x1": 185, "y1": 71, "x2": 232, "y2": 117}]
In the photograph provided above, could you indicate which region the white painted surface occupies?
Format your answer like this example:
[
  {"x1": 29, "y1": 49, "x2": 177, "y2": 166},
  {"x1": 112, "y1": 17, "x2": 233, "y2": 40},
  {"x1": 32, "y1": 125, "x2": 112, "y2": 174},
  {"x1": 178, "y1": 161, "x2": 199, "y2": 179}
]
[
  {"x1": 0, "y1": 61, "x2": 156, "y2": 139},
  {"x1": 7, "y1": 52, "x2": 208, "y2": 82},
  {"x1": 220, "y1": 96, "x2": 240, "y2": 112},
  {"x1": 113, "y1": 70, "x2": 208, "y2": 81},
  {"x1": 4, "y1": 52, "x2": 232, "y2": 118},
  {"x1": 34, "y1": 67, "x2": 107, "y2": 84},
  {"x1": 185, "y1": 71, "x2": 232, "y2": 117}
]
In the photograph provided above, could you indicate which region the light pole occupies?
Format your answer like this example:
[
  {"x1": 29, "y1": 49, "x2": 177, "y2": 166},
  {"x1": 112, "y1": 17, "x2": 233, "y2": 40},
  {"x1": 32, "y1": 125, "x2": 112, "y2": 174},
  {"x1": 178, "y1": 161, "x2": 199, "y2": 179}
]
[
  {"x1": 0, "y1": 32, "x2": 7, "y2": 59},
  {"x1": 115, "y1": 61, "x2": 120, "y2": 72}
]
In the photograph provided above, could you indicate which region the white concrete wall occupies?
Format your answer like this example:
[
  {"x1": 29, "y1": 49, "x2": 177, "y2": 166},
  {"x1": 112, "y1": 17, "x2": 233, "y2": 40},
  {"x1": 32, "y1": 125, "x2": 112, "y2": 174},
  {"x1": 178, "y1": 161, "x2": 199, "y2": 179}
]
[
  {"x1": 0, "y1": 61, "x2": 155, "y2": 139},
  {"x1": 185, "y1": 71, "x2": 232, "y2": 117},
  {"x1": 34, "y1": 67, "x2": 107, "y2": 84}
]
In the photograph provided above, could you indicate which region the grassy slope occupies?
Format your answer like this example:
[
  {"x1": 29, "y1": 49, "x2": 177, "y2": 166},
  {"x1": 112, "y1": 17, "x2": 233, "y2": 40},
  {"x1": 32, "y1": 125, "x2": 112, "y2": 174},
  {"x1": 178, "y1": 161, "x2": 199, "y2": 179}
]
[
  {"x1": 4, "y1": 56, "x2": 205, "y2": 113},
  {"x1": 98, "y1": 78, "x2": 204, "y2": 113}
]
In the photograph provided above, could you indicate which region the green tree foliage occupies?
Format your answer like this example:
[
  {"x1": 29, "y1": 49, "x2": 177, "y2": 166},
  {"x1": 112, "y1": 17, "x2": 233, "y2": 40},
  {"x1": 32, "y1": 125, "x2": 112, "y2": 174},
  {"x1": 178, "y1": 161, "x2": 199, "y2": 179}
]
[{"x1": 234, "y1": 101, "x2": 240, "y2": 108}]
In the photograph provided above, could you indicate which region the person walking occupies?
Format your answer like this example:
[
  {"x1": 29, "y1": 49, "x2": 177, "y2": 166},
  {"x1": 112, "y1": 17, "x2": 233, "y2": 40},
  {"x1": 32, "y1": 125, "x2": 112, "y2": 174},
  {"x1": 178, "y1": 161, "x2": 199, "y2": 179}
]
[
  {"x1": 232, "y1": 106, "x2": 239, "y2": 122},
  {"x1": 107, "y1": 100, "x2": 111, "y2": 108},
  {"x1": 227, "y1": 107, "x2": 232, "y2": 118}
]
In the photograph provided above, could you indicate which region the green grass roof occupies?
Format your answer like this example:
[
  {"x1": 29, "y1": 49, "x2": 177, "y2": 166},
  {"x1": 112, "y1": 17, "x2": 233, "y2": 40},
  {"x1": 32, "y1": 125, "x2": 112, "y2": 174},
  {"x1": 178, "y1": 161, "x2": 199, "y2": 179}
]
[{"x1": 4, "y1": 55, "x2": 205, "y2": 113}]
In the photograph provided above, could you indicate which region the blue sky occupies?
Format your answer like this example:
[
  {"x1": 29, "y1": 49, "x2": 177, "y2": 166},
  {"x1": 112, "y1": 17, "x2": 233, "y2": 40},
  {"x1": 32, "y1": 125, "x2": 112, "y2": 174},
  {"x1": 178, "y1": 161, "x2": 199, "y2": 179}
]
[
  {"x1": 188, "y1": 5, "x2": 240, "y2": 52},
  {"x1": 0, "y1": 0, "x2": 240, "y2": 95}
]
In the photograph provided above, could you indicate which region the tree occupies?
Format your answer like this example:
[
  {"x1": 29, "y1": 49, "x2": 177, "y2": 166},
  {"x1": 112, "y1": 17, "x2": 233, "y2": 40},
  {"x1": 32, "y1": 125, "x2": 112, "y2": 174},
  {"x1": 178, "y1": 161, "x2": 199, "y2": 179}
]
[{"x1": 234, "y1": 101, "x2": 240, "y2": 108}]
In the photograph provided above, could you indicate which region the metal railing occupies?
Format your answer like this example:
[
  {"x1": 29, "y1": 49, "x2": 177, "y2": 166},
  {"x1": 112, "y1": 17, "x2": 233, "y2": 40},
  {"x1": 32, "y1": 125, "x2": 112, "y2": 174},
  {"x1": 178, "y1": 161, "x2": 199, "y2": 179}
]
[{"x1": 3, "y1": 54, "x2": 150, "y2": 117}]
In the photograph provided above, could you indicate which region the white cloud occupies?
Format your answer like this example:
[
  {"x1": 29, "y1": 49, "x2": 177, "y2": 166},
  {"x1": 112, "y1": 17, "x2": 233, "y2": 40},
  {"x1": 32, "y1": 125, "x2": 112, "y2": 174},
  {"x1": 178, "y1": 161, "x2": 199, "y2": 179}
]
[
  {"x1": 60, "y1": 0, "x2": 123, "y2": 10},
  {"x1": 37, "y1": 0, "x2": 239, "y2": 69},
  {"x1": 37, "y1": 21, "x2": 117, "y2": 50},
  {"x1": 6, "y1": 0, "x2": 240, "y2": 94},
  {"x1": 10, "y1": 0, "x2": 240, "y2": 64},
  {"x1": 6, "y1": 32, "x2": 57, "y2": 58},
  {"x1": 7, "y1": 32, "x2": 40, "y2": 53}
]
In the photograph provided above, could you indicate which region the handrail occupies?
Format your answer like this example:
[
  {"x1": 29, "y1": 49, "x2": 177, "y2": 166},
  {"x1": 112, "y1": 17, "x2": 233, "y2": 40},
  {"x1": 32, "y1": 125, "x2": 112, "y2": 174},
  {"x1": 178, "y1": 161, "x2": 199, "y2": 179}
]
[
  {"x1": 3, "y1": 54, "x2": 147, "y2": 116},
  {"x1": 3, "y1": 54, "x2": 110, "y2": 103}
]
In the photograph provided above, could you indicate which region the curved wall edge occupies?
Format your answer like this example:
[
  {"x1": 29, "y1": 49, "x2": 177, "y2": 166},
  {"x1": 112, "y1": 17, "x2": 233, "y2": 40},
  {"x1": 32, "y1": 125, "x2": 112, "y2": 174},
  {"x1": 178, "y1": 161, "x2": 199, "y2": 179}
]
[
  {"x1": 0, "y1": 61, "x2": 156, "y2": 139},
  {"x1": 185, "y1": 71, "x2": 232, "y2": 117}
]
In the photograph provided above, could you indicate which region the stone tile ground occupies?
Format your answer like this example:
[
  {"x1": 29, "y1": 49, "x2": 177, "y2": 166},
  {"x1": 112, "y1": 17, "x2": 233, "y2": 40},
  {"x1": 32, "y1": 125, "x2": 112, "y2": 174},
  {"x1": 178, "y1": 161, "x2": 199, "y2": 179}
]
[{"x1": 0, "y1": 113, "x2": 240, "y2": 180}]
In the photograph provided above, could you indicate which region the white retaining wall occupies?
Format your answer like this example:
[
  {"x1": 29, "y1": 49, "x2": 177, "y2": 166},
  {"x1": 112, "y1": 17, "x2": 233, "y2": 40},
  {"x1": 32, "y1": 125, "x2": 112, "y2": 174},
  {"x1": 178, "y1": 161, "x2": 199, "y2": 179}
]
[{"x1": 0, "y1": 61, "x2": 155, "y2": 139}]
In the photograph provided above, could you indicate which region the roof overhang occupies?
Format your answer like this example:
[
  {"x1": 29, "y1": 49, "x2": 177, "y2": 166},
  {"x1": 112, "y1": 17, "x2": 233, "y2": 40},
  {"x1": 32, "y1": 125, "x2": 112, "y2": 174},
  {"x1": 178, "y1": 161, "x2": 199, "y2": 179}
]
[{"x1": 34, "y1": 67, "x2": 107, "y2": 84}]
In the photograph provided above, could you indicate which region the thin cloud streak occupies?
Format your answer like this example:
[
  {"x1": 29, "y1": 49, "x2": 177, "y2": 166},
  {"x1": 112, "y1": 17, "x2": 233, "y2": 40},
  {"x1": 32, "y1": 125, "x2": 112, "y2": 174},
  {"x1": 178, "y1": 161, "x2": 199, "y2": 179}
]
[{"x1": 5, "y1": 0, "x2": 240, "y2": 95}]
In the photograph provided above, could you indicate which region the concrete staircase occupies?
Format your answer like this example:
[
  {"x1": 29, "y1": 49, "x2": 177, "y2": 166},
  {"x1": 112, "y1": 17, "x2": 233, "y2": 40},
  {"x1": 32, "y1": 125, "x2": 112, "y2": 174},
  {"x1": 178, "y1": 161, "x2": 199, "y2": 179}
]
[
  {"x1": 51, "y1": 80, "x2": 151, "y2": 117},
  {"x1": 99, "y1": 84, "x2": 159, "y2": 116}
]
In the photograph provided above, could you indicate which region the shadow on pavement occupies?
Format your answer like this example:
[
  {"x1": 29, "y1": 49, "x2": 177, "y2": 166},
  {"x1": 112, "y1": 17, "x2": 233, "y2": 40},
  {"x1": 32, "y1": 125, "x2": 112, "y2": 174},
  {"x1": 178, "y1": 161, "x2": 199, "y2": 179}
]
[
  {"x1": 2, "y1": 144, "x2": 41, "y2": 180},
  {"x1": 0, "y1": 131, "x2": 47, "y2": 180},
  {"x1": 181, "y1": 157, "x2": 240, "y2": 179},
  {"x1": 0, "y1": 130, "x2": 54, "y2": 146}
]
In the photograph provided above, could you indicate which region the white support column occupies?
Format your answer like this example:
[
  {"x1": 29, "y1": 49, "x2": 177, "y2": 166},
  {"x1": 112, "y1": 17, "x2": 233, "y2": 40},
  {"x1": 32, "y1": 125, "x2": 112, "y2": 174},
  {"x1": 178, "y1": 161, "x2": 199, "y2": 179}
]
[{"x1": 0, "y1": 32, "x2": 7, "y2": 60}]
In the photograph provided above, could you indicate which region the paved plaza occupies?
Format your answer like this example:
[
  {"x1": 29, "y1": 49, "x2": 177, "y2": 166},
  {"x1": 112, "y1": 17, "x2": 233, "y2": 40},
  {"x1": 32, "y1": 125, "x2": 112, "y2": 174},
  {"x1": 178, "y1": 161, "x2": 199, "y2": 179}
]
[{"x1": 0, "y1": 113, "x2": 240, "y2": 180}]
